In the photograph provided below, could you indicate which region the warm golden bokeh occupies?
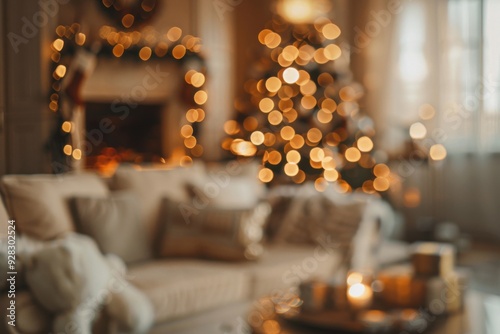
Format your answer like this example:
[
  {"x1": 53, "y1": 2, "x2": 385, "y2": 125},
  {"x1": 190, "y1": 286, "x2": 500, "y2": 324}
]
[
  {"x1": 373, "y1": 164, "x2": 390, "y2": 178},
  {"x1": 250, "y1": 131, "x2": 265, "y2": 145},
  {"x1": 345, "y1": 147, "x2": 361, "y2": 162},
  {"x1": 259, "y1": 98, "x2": 275, "y2": 113},
  {"x1": 284, "y1": 163, "x2": 299, "y2": 176},
  {"x1": 409, "y1": 122, "x2": 427, "y2": 140},
  {"x1": 286, "y1": 150, "x2": 301, "y2": 163},
  {"x1": 54, "y1": 65, "x2": 67, "y2": 78},
  {"x1": 167, "y1": 27, "x2": 182, "y2": 42},
  {"x1": 268, "y1": 110, "x2": 283, "y2": 125},
  {"x1": 258, "y1": 168, "x2": 274, "y2": 183},
  {"x1": 268, "y1": 151, "x2": 282, "y2": 165},
  {"x1": 280, "y1": 126, "x2": 295, "y2": 140},
  {"x1": 373, "y1": 177, "x2": 390, "y2": 192},
  {"x1": 430, "y1": 144, "x2": 447, "y2": 161},
  {"x1": 52, "y1": 38, "x2": 64, "y2": 51},
  {"x1": 172, "y1": 45, "x2": 186, "y2": 59},
  {"x1": 357, "y1": 136, "x2": 374, "y2": 152},
  {"x1": 290, "y1": 134, "x2": 305, "y2": 149},
  {"x1": 310, "y1": 147, "x2": 325, "y2": 162},
  {"x1": 418, "y1": 103, "x2": 436, "y2": 120},
  {"x1": 307, "y1": 128, "x2": 323, "y2": 143},
  {"x1": 265, "y1": 77, "x2": 282, "y2": 92},
  {"x1": 61, "y1": 121, "x2": 72, "y2": 133},
  {"x1": 324, "y1": 169, "x2": 339, "y2": 182},
  {"x1": 194, "y1": 91, "x2": 208, "y2": 105},
  {"x1": 322, "y1": 23, "x2": 341, "y2": 40},
  {"x1": 283, "y1": 67, "x2": 300, "y2": 84},
  {"x1": 139, "y1": 46, "x2": 152, "y2": 61}
]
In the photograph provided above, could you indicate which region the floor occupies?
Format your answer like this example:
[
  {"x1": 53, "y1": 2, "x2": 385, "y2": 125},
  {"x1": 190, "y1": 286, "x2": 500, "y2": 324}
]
[
  {"x1": 458, "y1": 241, "x2": 500, "y2": 334},
  {"x1": 148, "y1": 240, "x2": 500, "y2": 334}
]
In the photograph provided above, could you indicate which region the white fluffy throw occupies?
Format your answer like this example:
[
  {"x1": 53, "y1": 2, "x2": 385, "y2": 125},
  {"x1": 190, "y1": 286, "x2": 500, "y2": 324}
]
[{"x1": 22, "y1": 233, "x2": 154, "y2": 334}]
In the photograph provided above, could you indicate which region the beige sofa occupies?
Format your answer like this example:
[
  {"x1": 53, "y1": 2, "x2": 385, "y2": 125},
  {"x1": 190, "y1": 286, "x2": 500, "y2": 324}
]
[{"x1": 0, "y1": 162, "x2": 406, "y2": 334}]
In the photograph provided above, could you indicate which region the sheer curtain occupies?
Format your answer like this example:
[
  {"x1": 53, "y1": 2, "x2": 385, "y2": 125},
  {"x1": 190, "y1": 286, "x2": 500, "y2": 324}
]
[
  {"x1": 365, "y1": 0, "x2": 500, "y2": 239},
  {"x1": 375, "y1": 0, "x2": 500, "y2": 153},
  {"x1": 440, "y1": 0, "x2": 500, "y2": 153}
]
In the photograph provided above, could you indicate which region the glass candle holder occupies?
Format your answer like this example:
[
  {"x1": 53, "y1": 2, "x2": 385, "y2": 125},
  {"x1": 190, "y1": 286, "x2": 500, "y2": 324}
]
[
  {"x1": 299, "y1": 281, "x2": 329, "y2": 313},
  {"x1": 346, "y1": 271, "x2": 374, "y2": 310},
  {"x1": 359, "y1": 310, "x2": 394, "y2": 332}
]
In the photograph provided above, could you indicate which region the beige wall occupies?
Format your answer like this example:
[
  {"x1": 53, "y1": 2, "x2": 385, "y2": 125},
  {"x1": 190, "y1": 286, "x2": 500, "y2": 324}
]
[
  {"x1": 57, "y1": 0, "x2": 198, "y2": 39},
  {"x1": 399, "y1": 155, "x2": 500, "y2": 242},
  {"x1": 3, "y1": 1, "x2": 55, "y2": 174},
  {"x1": 0, "y1": 0, "x2": 6, "y2": 176},
  {"x1": 57, "y1": 0, "x2": 234, "y2": 161},
  {"x1": 233, "y1": 0, "x2": 273, "y2": 100}
]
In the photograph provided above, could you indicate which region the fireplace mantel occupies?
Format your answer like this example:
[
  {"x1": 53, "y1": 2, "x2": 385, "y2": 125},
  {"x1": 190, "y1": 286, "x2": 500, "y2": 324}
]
[{"x1": 81, "y1": 58, "x2": 184, "y2": 104}]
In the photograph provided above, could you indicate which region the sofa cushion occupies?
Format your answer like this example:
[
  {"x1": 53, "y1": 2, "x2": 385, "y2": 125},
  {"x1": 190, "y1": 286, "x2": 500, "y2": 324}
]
[
  {"x1": 127, "y1": 260, "x2": 251, "y2": 323},
  {"x1": 110, "y1": 163, "x2": 206, "y2": 242},
  {"x1": 72, "y1": 191, "x2": 151, "y2": 264},
  {"x1": 1, "y1": 173, "x2": 109, "y2": 240},
  {"x1": 190, "y1": 161, "x2": 266, "y2": 210},
  {"x1": 157, "y1": 199, "x2": 270, "y2": 261},
  {"x1": 207, "y1": 243, "x2": 342, "y2": 299}
]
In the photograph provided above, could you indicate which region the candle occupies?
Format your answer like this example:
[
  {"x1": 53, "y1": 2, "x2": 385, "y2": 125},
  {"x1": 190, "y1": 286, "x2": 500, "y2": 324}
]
[
  {"x1": 347, "y1": 283, "x2": 373, "y2": 309},
  {"x1": 377, "y1": 264, "x2": 426, "y2": 308},
  {"x1": 346, "y1": 271, "x2": 373, "y2": 310},
  {"x1": 411, "y1": 242, "x2": 455, "y2": 277},
  {"x1": 299, "y1": 281, "x2": 329, "y2": 313},
  {"x1": 359, "y1": 310, "x2": 394, "y2": 331},
  {"x1": 328, "y1": 283, "x2": 348, "y2": 310}
]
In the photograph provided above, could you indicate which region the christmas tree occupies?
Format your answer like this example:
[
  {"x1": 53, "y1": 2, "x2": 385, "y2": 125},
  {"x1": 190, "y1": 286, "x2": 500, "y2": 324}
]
[{"x1": 224, "y1": 15, "x2": 387, "y2": 193}]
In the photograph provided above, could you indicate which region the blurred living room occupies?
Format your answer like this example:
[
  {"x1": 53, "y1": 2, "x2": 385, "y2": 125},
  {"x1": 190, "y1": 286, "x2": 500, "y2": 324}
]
[{"x1": 0, "y1": 0, "x2": 499, "y2": 333}]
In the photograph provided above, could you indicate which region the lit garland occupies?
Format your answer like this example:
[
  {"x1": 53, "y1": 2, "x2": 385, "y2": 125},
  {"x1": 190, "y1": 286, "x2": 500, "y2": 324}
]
[
  {"x1": 224, "y1": 16, "x2": 390, "y2": 194},
  {"x1": 47, "y1": 23, "x2": 207, "y2": 172},
  {"x1": 96, "y1": 0, "x2": 160, "y2": 30}
]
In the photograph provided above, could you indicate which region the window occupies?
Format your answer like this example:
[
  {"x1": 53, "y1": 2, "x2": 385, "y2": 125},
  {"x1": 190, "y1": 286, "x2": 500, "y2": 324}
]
[{"x1": 439, "y1": 0, "x2": 500, "y2": 153}]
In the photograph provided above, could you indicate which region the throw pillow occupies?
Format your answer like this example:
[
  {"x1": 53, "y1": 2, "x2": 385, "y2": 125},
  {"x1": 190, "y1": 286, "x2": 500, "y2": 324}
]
[
  {"x1": 187, "y1": 160, "x2": 266, "y2": 210},
  {"x1": 71, "y1": 192, "x2": 151, "y2": 264},
  {"x1": 274, "y1": 192, "x2": 366, "y2": 265},
  {"x1": 1, "y1": 173, "x2": 109, "y2": 240},
  {"x1": 110, "y1": 163, "x2": 206, "y2": 243},
  {"x1": 157, "y1": 199, "x2": 271, "y2": 261}
]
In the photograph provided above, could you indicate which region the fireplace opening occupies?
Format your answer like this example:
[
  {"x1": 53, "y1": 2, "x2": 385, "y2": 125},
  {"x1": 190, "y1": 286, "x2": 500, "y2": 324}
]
[{"x1": 84, "y1": 102, "x2": 167, "y2": 172}]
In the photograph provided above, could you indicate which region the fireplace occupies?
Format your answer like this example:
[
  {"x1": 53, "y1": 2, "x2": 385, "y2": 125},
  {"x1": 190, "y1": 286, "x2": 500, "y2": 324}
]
[
  {"x1": 84, "y1": 102, "x2": 167, "y2": 170},
  {"x1": 79, "y1": 58, "x2": 189, "y2": 173}
]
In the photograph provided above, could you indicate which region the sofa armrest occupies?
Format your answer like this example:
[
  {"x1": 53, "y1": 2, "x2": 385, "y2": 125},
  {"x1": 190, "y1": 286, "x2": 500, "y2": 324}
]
[{"x1": 350, "y1": 198, "x2": 399, "y2": 271}]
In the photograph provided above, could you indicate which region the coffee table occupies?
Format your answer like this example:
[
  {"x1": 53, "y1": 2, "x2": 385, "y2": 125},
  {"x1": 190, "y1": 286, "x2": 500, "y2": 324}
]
[
  {"x1": 247, "y1": 261, "x2": 500, "y2": 334},
  {"x1": 247, "y1": 290, "x2": 498, "y2": 333}
]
